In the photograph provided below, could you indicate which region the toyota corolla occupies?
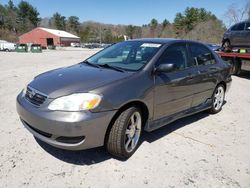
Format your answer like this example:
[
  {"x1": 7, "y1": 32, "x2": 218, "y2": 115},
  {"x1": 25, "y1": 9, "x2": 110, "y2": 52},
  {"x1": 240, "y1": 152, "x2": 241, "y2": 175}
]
[{"x1": 16, "y1": 39, "x2": 232, "y2": 158}]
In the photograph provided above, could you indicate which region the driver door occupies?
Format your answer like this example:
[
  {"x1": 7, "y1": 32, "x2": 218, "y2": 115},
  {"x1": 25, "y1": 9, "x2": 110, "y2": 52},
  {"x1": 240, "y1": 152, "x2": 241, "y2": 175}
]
[{"x1": 153, "y1": 43, "x2": 199, "y2": 120}]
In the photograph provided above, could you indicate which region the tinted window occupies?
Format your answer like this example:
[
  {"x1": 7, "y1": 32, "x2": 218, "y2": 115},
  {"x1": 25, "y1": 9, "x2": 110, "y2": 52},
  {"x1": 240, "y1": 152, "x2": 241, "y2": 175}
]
[
  {"x1": 157, "y1": 44, "x2": 188, "y2": 70},
  {"x1": 238, "y1": 23, "x2": 245, "y2": 30},
  {"x1": 231, "y1": 23, "x2": 245, "y2": 31},
  {"x1": 190, "y1": 43, "x2": 216, "y2": 66}
]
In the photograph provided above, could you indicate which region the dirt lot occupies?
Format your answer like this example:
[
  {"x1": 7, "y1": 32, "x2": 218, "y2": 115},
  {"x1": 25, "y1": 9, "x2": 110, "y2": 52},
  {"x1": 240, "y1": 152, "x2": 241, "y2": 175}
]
[{"x1": 0, "y1": 48, "x2": 250, "y2": 188}]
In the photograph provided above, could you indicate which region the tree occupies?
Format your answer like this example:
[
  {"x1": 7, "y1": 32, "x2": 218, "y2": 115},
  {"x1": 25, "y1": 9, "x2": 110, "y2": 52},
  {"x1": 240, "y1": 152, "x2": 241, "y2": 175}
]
[
  {"x1": 7, "y1": 0, "x2": 15, "y2": 10},
  {"x1": 150, "y1": 18, "x2": 158, "y2": 30},
  {"x1": 66, "y1": 16, "x2": 80, "y2": 33},
  {"x1": 162, "y1": 19, "x2": 170, "y2": 28},
  {"x1": 174, "y1": 7, "x2": 217, "y2": 36},
  {"x1": 39, "y1": 17, "x2": 50, "y2": 28},
  {"x1": 18, "y1": 1, "x2": 40, "y2": 27},
  {"x1": 150, "y1": 18, "x2": 158, "y2": 37},
  {"x1": 5, "y1": 0, "x2": 18, "y2": 32},
  {"x1": 224, "y1": 2, "x2": 250, "y2": 27},
  {"x1": 79, "y1": 25, "x2": 90, "y2": 42},
  {"x1": 126, "y1": 24, "x2": 136, "y2": 39},
  {"x1": 103, "y1": 28, "x2": 113, "y2": 43},
  {"x1": 0, "y1": 5, "x2": 6, "y2": 28},
  {"x1": 0, "y1": 0, "x2": 40, "y2": 41},
  {"x1": 185, "y1": 19, "x2": 225, "y2": 43},
  {"x1": 133, "y1": 26, "x2": 142, "y2": 39},
  {"x1": 50, "y1": 12, "x2": 66, "y2": 30}
]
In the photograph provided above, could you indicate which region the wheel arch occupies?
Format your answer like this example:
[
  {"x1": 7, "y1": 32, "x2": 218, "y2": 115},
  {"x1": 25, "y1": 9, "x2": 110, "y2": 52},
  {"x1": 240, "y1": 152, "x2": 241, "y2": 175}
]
[
  {"x1": 217, "y1": 81, "x2": 227, "y2": 92},
  {"x1": 222, "y1": 38, "x2": 230, "y2": 44},
  {"x1": 104, "y1": 100, "x2": 149, "y2": 144}
]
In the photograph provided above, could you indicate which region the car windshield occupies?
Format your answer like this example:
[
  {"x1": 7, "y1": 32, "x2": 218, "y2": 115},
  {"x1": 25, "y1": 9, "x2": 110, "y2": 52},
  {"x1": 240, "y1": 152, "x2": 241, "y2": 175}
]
[{"x1": 86, "y1": 41, "x2": 162, "y2": 71}]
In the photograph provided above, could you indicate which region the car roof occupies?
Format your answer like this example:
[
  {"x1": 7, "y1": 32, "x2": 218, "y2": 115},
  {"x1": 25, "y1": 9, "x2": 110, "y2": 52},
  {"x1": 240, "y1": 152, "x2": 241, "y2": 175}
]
[
  {"x1": 231, "y1": 20, "x2": 250, "y2": 26},
  {"x1": 129, "y1": 38, "x2": 205, "y2": 45}
]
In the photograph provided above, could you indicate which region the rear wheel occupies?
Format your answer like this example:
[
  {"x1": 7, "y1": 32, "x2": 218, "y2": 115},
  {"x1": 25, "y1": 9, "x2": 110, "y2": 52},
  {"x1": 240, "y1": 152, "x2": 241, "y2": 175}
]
[
  {"x1": 106, "y1": 107, "x2": 142, "y2": 158},
  {"x1": 222, "y1": 41, "x2": 232, "y2": 52},
  {"x1": 209, "y1": 85, "x2": 225, "y2": 114}
]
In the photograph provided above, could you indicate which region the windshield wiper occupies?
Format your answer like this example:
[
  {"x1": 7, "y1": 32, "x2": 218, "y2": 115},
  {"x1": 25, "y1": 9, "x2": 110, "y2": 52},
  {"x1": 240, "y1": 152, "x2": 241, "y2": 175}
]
[
  {"x1": 98, "y1": 64, "x2": 125, "y2": 72},
  {"x1": 81, "y1": 60, "x2": 101, "y2": 68}
]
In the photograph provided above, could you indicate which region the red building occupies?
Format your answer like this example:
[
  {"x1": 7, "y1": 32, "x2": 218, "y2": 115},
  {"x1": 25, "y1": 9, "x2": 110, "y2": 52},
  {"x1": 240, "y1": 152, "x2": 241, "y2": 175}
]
[{"x1": 19, "y1": 27, "x2": 80, "y2": 47}]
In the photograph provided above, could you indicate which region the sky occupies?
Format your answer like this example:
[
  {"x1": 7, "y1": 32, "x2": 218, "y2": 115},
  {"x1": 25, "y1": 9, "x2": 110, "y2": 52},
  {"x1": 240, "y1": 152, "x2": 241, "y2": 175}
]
[{"x1": 0, "y1": 0, "x2": 249, "y2": 26}]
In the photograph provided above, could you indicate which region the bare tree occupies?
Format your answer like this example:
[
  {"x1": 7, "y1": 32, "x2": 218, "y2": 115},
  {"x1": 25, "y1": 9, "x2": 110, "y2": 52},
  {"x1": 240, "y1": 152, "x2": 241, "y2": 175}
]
[
  {"x1": 224, "y1": 2, "x2": 250, "y2": 27},
  {"x1": 185, "y1": 19, "x2": 225, "y2": 43}
]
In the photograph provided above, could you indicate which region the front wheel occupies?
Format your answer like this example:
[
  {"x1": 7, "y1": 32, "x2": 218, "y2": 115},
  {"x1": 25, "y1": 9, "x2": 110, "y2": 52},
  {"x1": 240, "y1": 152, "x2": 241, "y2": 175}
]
[
  {"x1": 106, "y1": 107, "x2": 142, "y2": 158},
  {"x1": 209, "y1": 85, "x2": 225, "y2": 114}
]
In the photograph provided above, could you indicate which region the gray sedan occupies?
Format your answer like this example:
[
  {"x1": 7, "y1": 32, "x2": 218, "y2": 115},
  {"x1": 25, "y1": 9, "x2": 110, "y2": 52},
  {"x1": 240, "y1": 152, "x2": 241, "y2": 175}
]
[
  {"x1": 16, "y1": 39, "x2": 232, "y2": 158},
  {"x1": 222, "y1": 20, "x2": 250, "y2": 51}
]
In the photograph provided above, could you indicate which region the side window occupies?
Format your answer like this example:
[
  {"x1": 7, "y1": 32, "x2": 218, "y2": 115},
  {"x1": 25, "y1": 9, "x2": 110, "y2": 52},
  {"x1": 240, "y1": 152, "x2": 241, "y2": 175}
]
[
  {"x1": 231, "y1": 24, "x2": 239, "y2": 31},
  {"x1": 231, "y1": 23, "x2": 245, "y2": 31},
  {"x1": 237, "y1": 23, "x2": 245, "y2": 30},
  {"x1": 190, "y1": 43, "x2": 216, "y2": 66},
  {"x1": 157, "y1": 44, "x2": 188, "y2": 71}
]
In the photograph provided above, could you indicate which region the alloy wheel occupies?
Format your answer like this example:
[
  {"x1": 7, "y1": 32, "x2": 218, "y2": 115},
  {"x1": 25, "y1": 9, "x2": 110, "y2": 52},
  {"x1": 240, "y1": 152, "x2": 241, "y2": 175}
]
[
  {"x1": 124, "y1": 111, "x2": 142, "y2": 153},
  {"x1": 213, "y1": 86, "x2": 225, "y2": 111}
]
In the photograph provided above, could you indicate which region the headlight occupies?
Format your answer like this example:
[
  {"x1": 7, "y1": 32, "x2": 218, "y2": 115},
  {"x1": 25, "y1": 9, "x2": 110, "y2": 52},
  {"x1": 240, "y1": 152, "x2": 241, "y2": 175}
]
[
  {"x1": 48, "y1": 93, "x2": 102, "y2": 111},
  {"x1": 22, "y1": 86, "x2": 27, "y2": 97}
]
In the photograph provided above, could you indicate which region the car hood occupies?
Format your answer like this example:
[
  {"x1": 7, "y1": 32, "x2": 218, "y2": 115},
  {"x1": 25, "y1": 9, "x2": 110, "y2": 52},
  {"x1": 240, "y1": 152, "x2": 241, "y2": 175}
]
[{"x1": 29, "y1": 64, "x2": 132, "y2": 98}]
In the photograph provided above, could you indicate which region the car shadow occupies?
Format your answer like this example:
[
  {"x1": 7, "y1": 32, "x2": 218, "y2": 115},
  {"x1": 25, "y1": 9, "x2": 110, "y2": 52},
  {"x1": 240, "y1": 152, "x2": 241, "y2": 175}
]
[
  {"x1": 141, "y1": 111, "x2": 209, "y2": 143},
  {"x1": 36, "y1": 104, "x2": 227, "y2": 165},
  {"x1": 35, "y1": 138, "x2": 113, "y2": 165},
  {"x1": 237, "y1": 71, "x2": 250, "y2": 80}
]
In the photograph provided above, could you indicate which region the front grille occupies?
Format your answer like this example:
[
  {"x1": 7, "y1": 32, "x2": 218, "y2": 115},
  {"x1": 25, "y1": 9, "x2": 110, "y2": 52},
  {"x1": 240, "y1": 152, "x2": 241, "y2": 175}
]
[{"x1": 25, "y1": 87, "x2": 47, "y2": 106}]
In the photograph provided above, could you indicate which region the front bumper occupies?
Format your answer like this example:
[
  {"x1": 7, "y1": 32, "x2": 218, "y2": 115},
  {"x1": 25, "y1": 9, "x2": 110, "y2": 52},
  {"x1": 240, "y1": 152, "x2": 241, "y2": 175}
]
[{"x1": 16, "y1": 93, "x2": 117, "y2": 150}]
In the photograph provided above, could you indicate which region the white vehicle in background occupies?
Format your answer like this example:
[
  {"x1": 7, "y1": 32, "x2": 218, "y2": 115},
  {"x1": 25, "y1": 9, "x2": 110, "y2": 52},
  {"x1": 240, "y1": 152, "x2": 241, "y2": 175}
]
[
  {"x1": 0, "y1": 40, "x2": 16, "y2": 52},
  {"x1": 70, "y1": 42, "x2": 80, "y2": 47}
]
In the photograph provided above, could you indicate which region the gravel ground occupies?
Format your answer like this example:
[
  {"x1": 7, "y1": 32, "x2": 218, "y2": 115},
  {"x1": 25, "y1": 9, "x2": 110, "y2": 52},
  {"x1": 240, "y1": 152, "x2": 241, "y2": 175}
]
[{"x1": 0, "y1": 48, "x2": 250, "y2": 188}]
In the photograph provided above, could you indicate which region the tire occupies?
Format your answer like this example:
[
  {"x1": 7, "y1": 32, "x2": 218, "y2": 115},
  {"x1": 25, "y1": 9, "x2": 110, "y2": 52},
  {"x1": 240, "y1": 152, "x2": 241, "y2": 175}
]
[
  {"x1": 106, "y1": 107, "x2": 142, "y2": 158},
  {"x1": 209, "y1": 84, "x2": 225, "y2": 114},
  {"x1": 222, "y1": 41, "x2": 232, "y2": 52}
]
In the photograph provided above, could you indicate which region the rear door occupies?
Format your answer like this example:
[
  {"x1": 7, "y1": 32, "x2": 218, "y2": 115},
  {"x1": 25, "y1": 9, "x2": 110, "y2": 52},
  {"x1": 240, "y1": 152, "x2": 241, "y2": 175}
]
[
  {"x1": 153, "y1": 43, "x2": 199, "y2": 120},
  {"x1": 188, "y1": 43, "x2": 218, "y2": 107},
  {"x1": 230, "y1": 23, "x2": 246, "y2": 46}
]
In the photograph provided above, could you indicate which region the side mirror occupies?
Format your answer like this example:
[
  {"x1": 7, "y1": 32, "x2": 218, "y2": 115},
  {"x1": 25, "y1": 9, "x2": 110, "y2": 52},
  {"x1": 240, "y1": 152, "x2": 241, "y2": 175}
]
[{"x1": 155, "y1": 64, "x2": 174, "y2": 73}]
